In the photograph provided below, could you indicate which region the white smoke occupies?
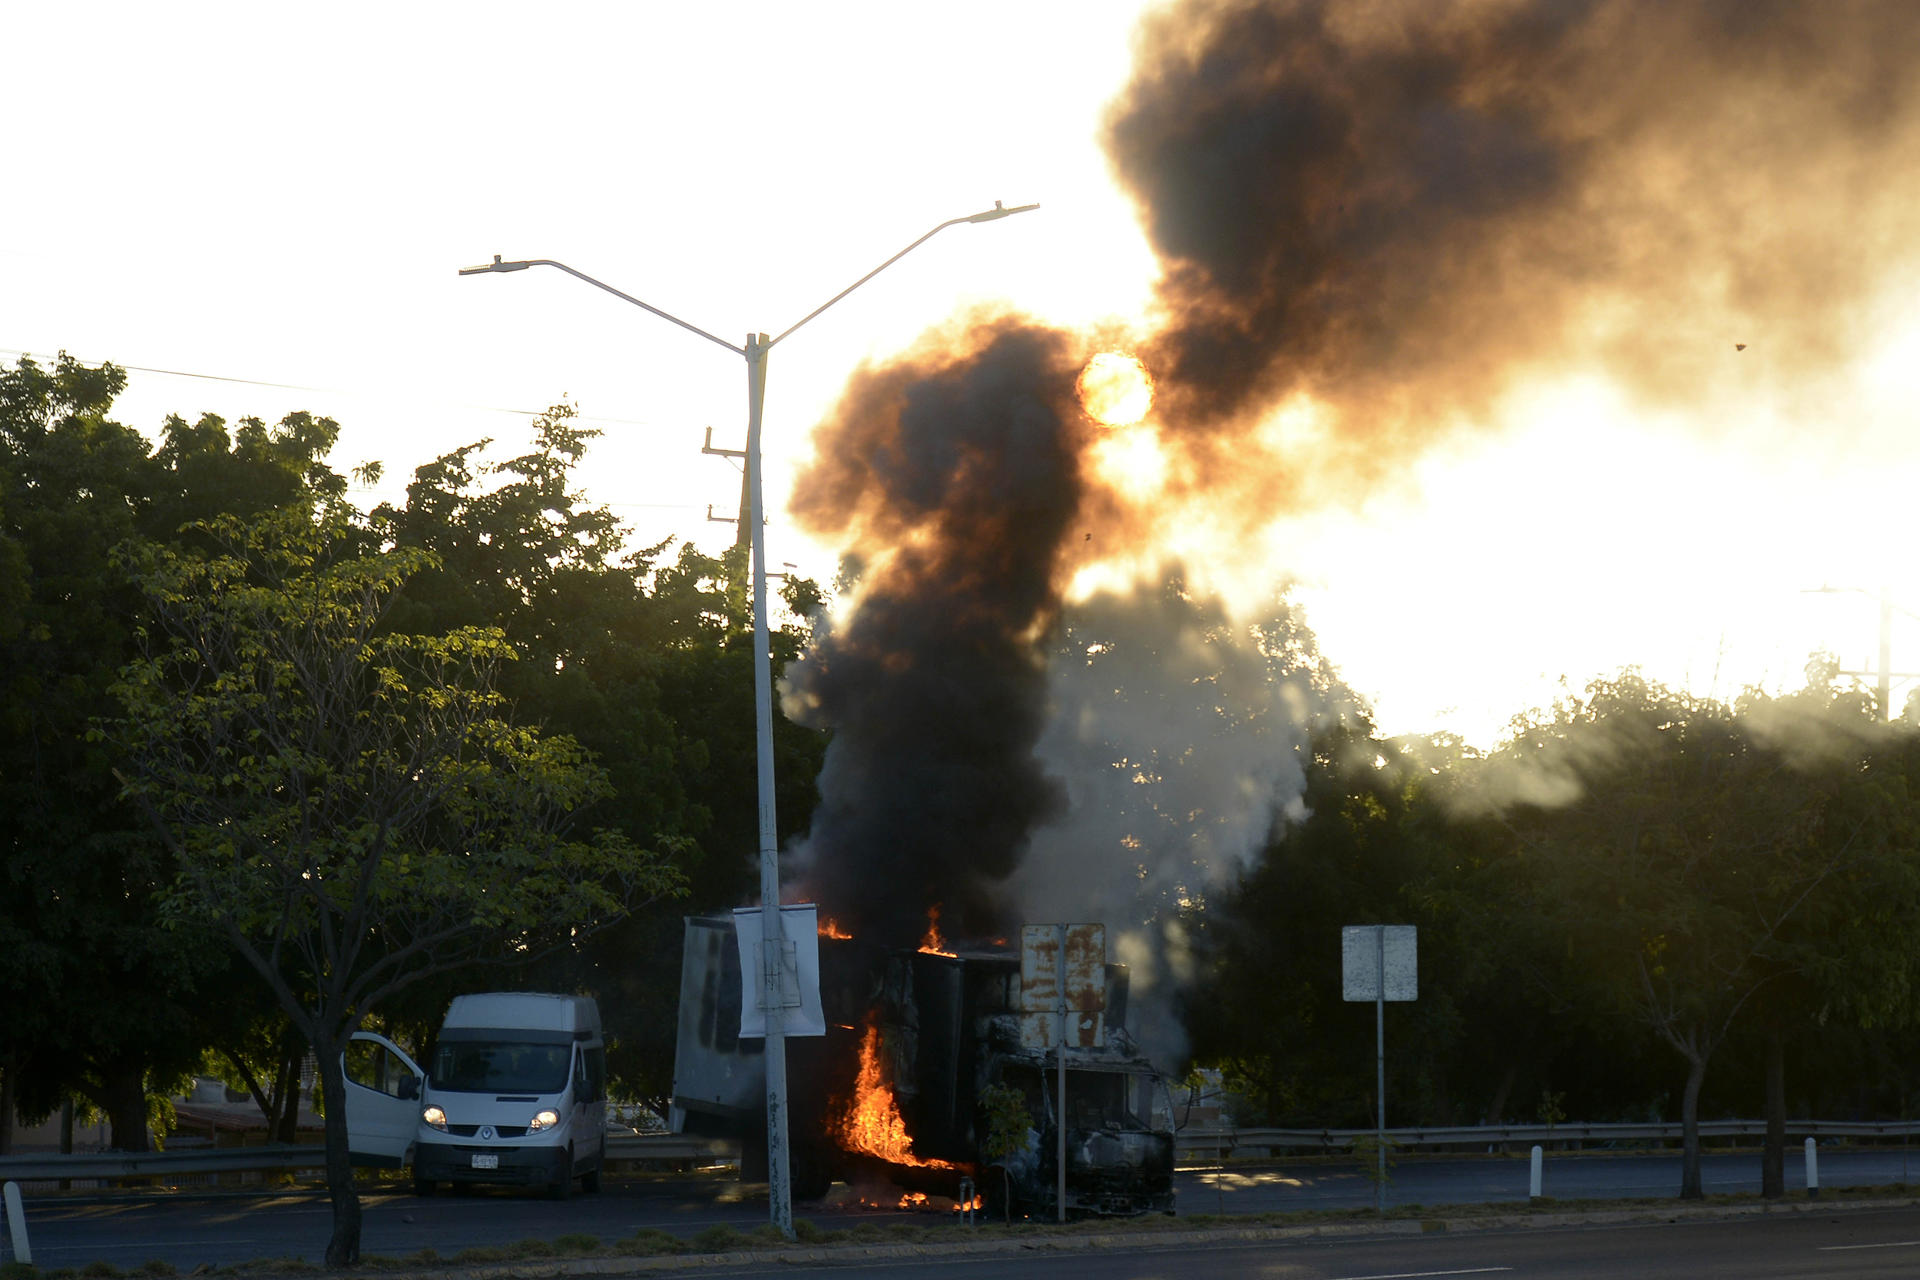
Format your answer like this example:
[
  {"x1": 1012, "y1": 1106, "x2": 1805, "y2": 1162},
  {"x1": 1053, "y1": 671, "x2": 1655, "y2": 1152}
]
[{"x1": 1003, "y1": 568, "x2": 1352, "y2": 1066}]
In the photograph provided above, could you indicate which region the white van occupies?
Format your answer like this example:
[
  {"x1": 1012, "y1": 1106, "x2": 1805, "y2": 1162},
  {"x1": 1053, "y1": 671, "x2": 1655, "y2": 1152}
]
[{"x1": 345, "y1": 992, "x2": 607, "y2": 1198}]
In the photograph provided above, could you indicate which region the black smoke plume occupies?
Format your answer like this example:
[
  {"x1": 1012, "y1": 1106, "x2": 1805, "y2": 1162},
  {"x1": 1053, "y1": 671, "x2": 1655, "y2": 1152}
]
[
  {"x1": 786, "y1": 0, "x2": 1920, "y2": 941},
  {"x1": 785, "y1": 318, "x2": 1086, "y2": 945}
]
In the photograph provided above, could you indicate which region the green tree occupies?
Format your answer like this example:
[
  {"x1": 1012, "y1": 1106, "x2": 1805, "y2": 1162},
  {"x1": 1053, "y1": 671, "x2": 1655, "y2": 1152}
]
[
  {"x1": 0, "y1": 353, "x2": 231, "y2": 1150},
  {"x1": 1730, "y1": 683, "x2": 1920, "y2": 1195},
  {"x1": 373, "y1": 418, "x2": 827, "y2": 1103},
  {"x1": 1186, "y1": 718, "x2": 1440, "y2": 1126},
  {"x1": 1501, "y1": 675, "x2": 1891, "y2": 1199},
  {"x1": 108, "y1": 502, "x2": 685, "y2": 1266}
]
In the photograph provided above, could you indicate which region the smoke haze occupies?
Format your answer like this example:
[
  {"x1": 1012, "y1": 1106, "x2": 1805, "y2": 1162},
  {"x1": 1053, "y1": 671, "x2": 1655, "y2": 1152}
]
[
  {"x1": 784, "y1": 0, "x2": 1920, "y2": 963},
  {"x1": 1007, "y1": 577, "x2": 1352, "y2": 1059}
]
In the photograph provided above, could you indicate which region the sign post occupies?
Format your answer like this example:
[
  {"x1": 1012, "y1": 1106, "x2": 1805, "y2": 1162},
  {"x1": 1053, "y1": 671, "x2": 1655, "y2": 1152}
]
[
  {"x1": 1341, "y1": 925, "x2": 1417, "y2": 1215},
  {"x1": 1019, "y1": 923, "x2": 1106, "y2": 1222},
  {"x1": 1056, "y1": 927, "x2": 1066, "y2": 1223}
]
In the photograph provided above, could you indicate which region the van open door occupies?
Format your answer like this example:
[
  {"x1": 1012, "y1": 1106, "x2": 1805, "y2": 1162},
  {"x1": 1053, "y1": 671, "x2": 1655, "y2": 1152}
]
[{"x1": 344, "y1": 1031, "x2": 425, "y2": 1168}]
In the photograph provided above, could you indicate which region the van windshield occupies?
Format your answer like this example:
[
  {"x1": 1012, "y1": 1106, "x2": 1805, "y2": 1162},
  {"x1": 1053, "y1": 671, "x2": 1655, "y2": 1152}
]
[{"x1": 432, "y1": 1041, "x2": 572, "y2": 1094}]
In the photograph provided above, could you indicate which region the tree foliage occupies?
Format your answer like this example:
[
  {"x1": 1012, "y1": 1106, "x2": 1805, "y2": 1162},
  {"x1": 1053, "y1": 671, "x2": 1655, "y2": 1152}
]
[
  {"x1": 368, "y1": 409, "x2": 828, "y2": 1103},
  {"x1": 1192, "y1": 666, "x2": 1920, "y2": 1202},
  {"x1": 1497, "y1": 676, "x2": 1916, "y2": 1197},
  {"x1": 0, "y1": 355, "x2": 245, "y2": 1149},
  {"x1": 108, "y1": 500, "x2": 685, "y2": 1265}
]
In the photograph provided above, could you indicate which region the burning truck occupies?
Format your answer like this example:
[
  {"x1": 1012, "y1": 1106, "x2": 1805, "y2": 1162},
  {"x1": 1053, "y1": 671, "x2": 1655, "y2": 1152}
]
[{"x1": 670, "y1": 913, "x2": 1177, "y2": 1218}]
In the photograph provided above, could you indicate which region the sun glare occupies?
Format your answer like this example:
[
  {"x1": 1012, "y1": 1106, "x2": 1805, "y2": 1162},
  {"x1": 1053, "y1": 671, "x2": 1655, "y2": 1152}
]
[
  {"x1": 1078, "y1": 351, "x2": 1154, "y2": 426},
  {"x1": 1087, "y1": 422, "x2": 1169, "y2": 504}
]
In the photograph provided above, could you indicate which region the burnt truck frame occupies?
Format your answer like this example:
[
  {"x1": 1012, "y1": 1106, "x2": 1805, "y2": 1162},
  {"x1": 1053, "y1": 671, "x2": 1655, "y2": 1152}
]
[{"x1": 670, "y1": 914, "x2": 1176, "y2": 1217}]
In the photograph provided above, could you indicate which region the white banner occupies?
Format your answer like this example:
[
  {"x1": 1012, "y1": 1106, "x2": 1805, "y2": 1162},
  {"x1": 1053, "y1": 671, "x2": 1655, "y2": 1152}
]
[{"x1": 733, "y1": 904, "x2": 826, "y2": 1037}]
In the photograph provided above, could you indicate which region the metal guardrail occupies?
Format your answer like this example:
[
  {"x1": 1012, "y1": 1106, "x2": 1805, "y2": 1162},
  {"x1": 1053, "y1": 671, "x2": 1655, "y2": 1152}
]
[
  {"x1": 0, "y1": 1133, "x2": 737, "y2": 1185},
  {"x1": 0, "y1": 1144, "x2": 328, "y2": 1182},
  {"x1": 4, "y1": 1121, "x2": 1916, "y2": 1183},
  {"x1": 1174, "y1": 1119, "x2": 1920, "y2": 1160},
  {"x1": 605, "y1": 1133, "x2": 739, "y2": 1164}
]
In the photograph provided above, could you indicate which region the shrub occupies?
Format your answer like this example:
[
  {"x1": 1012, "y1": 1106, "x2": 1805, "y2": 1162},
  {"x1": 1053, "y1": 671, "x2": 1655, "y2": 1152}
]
[{"x1": 690, "y1": 1225, "x2": 745, "y2": 1252}]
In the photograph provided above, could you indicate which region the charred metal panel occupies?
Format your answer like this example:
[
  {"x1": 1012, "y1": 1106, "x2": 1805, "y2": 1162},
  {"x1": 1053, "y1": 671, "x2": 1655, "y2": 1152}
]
[
  {"x1": 1020, "y1": 1008, "x2": 1106, "y2": 1051},
  {"x1": 1103, "y1": 964, "x2": 1129, "y2": 1029},
  {"x1": 671, "y1": 917, "x2": 763, "y2": 1121},
  {"x1": 903, "y1": 951, "x2": 968, "y2": 1159}
]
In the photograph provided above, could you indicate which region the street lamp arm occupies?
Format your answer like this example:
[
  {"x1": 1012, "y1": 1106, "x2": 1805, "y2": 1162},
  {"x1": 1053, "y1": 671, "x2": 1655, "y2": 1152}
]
[
  {"x1": 458, "y1": 256, "x2": 744, "y2": 356},
  {"x1": 767, "y1": 201, "x2": 1039, "y2": 349}
]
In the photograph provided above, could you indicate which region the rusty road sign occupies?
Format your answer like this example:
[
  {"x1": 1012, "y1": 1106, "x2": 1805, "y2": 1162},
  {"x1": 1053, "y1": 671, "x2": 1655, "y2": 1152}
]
[{"x1": 1020, "y1": 923, "x2": 1106, "y2": 1049}]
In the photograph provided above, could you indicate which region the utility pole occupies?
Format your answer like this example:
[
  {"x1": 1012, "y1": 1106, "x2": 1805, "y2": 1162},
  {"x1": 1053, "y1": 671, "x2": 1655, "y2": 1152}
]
[
  {"x1": 1804, "y1": 585, "x2": 1920, "y2": 721},
  {"x1": 1878, "y1": 587, "x2": 1892, "y2": 721},
  {"x1": 701, "y1": 426, "x2": 752, "y2": 547}
]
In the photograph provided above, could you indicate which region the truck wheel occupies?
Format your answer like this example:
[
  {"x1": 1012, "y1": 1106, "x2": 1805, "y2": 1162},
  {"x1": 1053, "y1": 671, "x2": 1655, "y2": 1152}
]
[
  {"x1": 412, "y1": 1173, "x2": 435, "y2": 1196},
  {"x1": 740, "y1": 1132, "x2": 769, "y2": 1184},
  {"x1": 549, "y1": 1148, "x2": 575, "y2": 1200},
  {"x1": 582, "y1": 1164, "x2": 602, "y2": 1194},
  {"x1": 789, "y1": 1146, "x2": 835, "y2": 1201}
]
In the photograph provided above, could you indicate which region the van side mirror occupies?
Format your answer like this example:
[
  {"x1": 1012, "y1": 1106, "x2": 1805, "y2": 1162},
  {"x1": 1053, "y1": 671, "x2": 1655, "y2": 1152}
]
[{"x1": 398, "y1": 1075, "x2": 420, "y2": 1101}]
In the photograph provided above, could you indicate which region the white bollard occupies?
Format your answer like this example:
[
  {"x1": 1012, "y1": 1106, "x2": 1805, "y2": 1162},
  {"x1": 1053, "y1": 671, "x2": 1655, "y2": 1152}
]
[
  {"x1": 1529, "y1": 1145, "x2": 1544, "y2": 1201},
  {"x1": 1805, "y1": 1137, "x2": 1820, "y2": 1200},
  {"x1": 3, "y1": 1181, "x2": 30, "y2": 1266}
]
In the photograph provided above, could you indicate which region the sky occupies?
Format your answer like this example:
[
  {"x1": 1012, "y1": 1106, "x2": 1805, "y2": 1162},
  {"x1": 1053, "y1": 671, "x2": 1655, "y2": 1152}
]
[{"x1": 8, "y1": 1, "x2": 1920, "y2": 749}]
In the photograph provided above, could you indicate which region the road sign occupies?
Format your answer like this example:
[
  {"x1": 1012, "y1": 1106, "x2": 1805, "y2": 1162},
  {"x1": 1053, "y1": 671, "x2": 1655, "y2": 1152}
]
[
  {"x1": 1342, "y1": 924, "x2": 1417, "y2": 1216},
  {"x1": 1019, "y1": 923, "x2": 1106, "y2": 1049},
  {"x1": 1341, "y1": 924, "x2": 1417, "y2": 1002}
]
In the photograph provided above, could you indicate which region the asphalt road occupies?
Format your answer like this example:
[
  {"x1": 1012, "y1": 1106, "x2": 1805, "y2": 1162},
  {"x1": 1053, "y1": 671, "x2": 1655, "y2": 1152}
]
[
  {"x1": 678, "y1": 1209, "x2": 1920, "y2": 1279},
  {"x1": 7, "y1": 1148, "x2": 1920, "y2": 1271}
]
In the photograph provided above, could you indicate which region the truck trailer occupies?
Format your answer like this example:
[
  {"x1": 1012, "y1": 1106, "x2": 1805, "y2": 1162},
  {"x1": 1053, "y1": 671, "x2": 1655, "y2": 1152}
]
[{"x1": 670, "y1": 915, "x2": 1176, "y2": 1218}]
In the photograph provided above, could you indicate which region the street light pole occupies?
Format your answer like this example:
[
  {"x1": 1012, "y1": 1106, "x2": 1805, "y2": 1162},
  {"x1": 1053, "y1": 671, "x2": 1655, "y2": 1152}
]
[{"x1": 459, "y1": 201, "x2": 1037, "y2": 1237}]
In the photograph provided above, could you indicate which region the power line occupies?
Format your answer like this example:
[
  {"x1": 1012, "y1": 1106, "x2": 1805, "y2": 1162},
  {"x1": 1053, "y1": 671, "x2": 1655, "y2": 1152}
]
[
  {"x1": 0, "y1": 346, "x2": 662, "y2": 429},
  {"x1": 8, "y1": 346, "x2": 743, "y2": 526}
]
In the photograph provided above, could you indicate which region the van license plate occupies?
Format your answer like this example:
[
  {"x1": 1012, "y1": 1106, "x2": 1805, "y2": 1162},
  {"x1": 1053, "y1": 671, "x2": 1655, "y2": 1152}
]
[{"x1": 470, "y1": 1154, "x2": 499, "y2": 1170}]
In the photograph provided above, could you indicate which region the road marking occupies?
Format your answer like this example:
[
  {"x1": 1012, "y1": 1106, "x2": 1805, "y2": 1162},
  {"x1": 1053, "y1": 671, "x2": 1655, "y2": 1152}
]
[
  {"x1": 1818, "y1": 1239, "x2": 1920, "y2": 1251},
  {"x1": 1329, "y1": 1270, "x2": 1514, "y2": 1279}
]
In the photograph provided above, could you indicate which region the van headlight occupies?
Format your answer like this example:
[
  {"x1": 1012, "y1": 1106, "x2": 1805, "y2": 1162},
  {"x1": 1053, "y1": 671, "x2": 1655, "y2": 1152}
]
[
  {"x1": 529, "y1": 1109, "x2": 560, "y2": 1132},
  {"x1": 421, "y1": 1105, "x2": 448, "y2": 1131}
]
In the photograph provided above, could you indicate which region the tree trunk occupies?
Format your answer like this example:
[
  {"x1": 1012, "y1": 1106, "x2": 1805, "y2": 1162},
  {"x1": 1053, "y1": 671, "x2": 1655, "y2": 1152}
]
[
  {"x1": 98, "y1": 1062, "x2": 153, "y2": 1153},
  {"x1": 1762, "y1": 1031, "x2": 1785, "y2": 1199},
  {"x1": 60, "y1": 1097, "x2": 76, "y2": 1191},
  {"x1": 274, "y1": 1038, "x2": 302, "y2": 1145},
  {"x1": 1484, "y1": 1065, "x2": 1518, "y2": 1127},
  {"x1": 1679, "y1": 1055, "x2": 1707, "y2": 1200},
  {"x1": 315, "y1": 1036, "x2": 363, "y2": 1267},
  {"x1": 226, "y1": 1046, "x2": 275, "y2": 1129}
]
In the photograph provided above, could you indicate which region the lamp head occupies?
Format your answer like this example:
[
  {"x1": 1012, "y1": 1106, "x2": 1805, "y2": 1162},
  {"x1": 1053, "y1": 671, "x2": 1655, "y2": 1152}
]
[
  {"x1": 965, "y1": 200, "x2": 1041, "y2": 224},
  {"x1": 458, "y1": 254, "x2": 533, "y2": 276}
]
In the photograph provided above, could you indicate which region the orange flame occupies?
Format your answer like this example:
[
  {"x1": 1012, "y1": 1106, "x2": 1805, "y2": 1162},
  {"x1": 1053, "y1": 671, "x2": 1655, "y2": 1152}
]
[
  {"x1": 820, "y1": 918, "x2": 852, "y2": 940},
  {"x1": 955, "y1": 1193, "x2": 984, "y2": 1213},
  {"x1": 918, "y1": 904, "x2": 956, "y2": 957},
  {"x1": 899, "y1": 1191, "x2": 929, "y2": 1209},
  {"x1": 834, "y1": 1019, "x2": 955, "y2": 1169}
]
